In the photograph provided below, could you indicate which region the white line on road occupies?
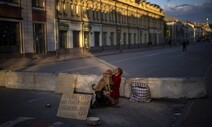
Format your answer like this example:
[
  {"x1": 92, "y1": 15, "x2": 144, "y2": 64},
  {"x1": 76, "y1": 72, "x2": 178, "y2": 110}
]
[
  {"x1": 0, "y1": 117, "x2": 35, "y2": 127},
  {"x1": 66, "y1": 49, "x2": 178, "y2": 76},
  {"x1": 66, "y1": 64, "x2": 97, "y2": 71},
  {"x1": 111, "y1": 49, "x2": 178, "y2": 64},
  {"x1": 27, "y1": 97, "x2": 44, "y2": 103},
  {"x1": 49, "y1": 121, "x2": 64, "y2": 127}
]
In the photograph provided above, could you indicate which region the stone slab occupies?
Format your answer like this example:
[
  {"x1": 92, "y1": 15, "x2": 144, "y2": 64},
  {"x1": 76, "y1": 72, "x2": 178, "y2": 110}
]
[
  {"x1": 5, "y1": 72, "x2": 56, "y2": 91},
  {"x1": 55, "y1": 73, "x2": 77, "y2": 94},
  {"x1": 75, "y1": 74, "x2": 101, "y2": 94},
  {"x1": 147, "y1": 77, "x2": 206, "y2": 99},
  {"x1": 0, "y1": 71, "x2": 6, "y2": 87}
]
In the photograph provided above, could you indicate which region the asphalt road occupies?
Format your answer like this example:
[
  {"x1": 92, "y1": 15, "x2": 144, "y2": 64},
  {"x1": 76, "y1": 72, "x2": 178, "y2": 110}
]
[
  {"x1": 0, "y1": 87, "x2": 187, "y2": 127},
  {"x1": 1, "y1": 42, "x2": 212, "y2": 127},
  {"x1": 22, "y1": 42, "x2": 212, "y2": 78}
]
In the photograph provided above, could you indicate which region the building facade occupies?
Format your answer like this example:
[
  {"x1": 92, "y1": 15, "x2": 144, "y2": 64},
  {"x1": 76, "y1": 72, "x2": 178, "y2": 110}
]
[
  {"x1": 0, "y1": 0, "x2": 164, "y2": 56},
  {"x1": 0, "y1": 0, "x2": 55, "y2": 55},
  {"x1": 56, "y1": 0, "x2": 164, "y2": 52}
]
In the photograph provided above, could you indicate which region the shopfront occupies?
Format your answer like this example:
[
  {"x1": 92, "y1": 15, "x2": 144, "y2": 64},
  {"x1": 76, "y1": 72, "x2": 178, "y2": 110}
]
[{"x1": 0, "y1": 21, "x2": 21, "y2": 54}]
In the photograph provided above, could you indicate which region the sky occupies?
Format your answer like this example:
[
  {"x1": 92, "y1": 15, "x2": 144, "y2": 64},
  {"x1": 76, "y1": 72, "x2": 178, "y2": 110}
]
[{"x1": 147, "y1": 0, "x2": 212, "y2": 23}]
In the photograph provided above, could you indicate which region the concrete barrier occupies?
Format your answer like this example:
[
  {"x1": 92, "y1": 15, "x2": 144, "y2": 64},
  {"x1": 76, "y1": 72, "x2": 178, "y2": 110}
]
[
  {"x1": 127, "y1": 77, "x2": 206, "y2": 99},
  {"x1": 55, "y1": 73, "x2": 77, "y2": 94},
  {"x1": 0, "y1": 71, "x2": 206, "y2": 99},
  {"x1": 75, "y1": 74, "x2": 99, "y2": 94},
  {"x1": 4, "y1": 71, "x2": 57, "y2": 91},
  {"x1": 0, "y1": 71, "x2": 6, "y2": 87}
]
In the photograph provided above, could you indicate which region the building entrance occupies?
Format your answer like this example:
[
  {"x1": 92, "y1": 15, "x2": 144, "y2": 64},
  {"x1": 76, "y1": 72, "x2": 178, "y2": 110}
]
[
  {"x1": 73, "y1": 31, "x2": 80, "y2": 48},
  {"x1": 0, "y1": 21, "x2": 20, "y2": 54},
  {"x1": 33, "y1": 23, "x2": 45, "y2": 54},
  {"x1": 59, "y1": 30, "x2": 68, "y2": 49}
]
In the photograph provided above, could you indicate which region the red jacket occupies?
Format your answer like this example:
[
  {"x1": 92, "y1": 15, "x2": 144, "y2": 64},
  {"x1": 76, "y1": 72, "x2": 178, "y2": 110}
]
[{"x1": 111, "y1": 75, "x2": 121, "y2": 99}]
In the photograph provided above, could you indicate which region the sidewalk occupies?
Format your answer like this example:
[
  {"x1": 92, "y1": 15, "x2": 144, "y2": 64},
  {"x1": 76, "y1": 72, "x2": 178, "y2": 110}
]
[{"x1": 0, "y1": 45, "x2": 165, "y2": 70}]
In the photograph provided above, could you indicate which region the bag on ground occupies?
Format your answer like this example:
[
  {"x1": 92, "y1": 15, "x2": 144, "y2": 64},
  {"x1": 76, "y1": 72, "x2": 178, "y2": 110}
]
[{"x1": 129, "y1": 81, "x2": 151, "y2": 102}]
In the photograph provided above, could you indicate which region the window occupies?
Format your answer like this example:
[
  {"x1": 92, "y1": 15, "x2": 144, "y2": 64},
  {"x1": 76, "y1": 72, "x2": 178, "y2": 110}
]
[
  {"x1": 92, "y1": 10, "x2": 95, "y2": 20},
  {"x1": 105, "y1": 12, "x2": 108, "y2": 21},
  {"x1": 87, "y1": 9, "x2": 90, "y2": 19},
  {"x1": 0, "y1": 0, "x2": 20, "y2": 4},
  {"x1": 112, "y1": 12, "x2": 115, "y2": 22},
  {"x1": 97, "y1": 11, "x2": 99, "y2": 20},
  {"x1": 71, "y1": 4, "x2": 76, "y2": 16},
  {"x1": 101, "y1": 12, "x2": 104, "y2": 21},
  {"x1": 117, "y1": 13, "x2": 120, "y2": 23},
  {"x1": 123, "y1": 33, "x2": 126, "y2": 45},
  {"x1": 134, "y1": 33, "x2": 136, "y2": 44},
  {"x1": 128, "y1": 33, "x2": 131, "y2": 45},
  {"x1": 83, "y1": 7, "x2": 87, "y2": 18},
  {"x1": 110, "y1": 32, "x2": 114, "y2": 45},
  {"x1": 32, "y1": 0, "x2": 45, "y2": 9},
  {"x1": 0, "y1": 21, "x2": 20, "y2": 54},
  {"x1": 76, "y1": 5, "x2": 79, "y2": 16},
  {"x1": 109, "y1": 12, "x2": 112, "y2": 22},
  {"x1": 102, "y1": 32, "x2": 107, "y2": 46},
  {"x1": 63, "y1": 2, "x2": 68, "y2": 15}
]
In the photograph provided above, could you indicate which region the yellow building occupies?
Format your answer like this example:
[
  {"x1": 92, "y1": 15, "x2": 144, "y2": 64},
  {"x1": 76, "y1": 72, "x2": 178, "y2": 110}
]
[
  {"x1": 56, "y1": 0, "x2": 164, "y2": 52},
  {"x1": 0, "y1": 0, "x2": 55, "y2": 55},
  {"x1": 0, "y1": 0, "x2": 164, "y2": 56}
]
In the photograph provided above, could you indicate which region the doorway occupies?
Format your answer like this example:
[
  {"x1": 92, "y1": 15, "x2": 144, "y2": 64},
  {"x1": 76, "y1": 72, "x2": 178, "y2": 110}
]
[
  {"x1": 59, "y1": 30, "x2": 68, "y2": 49},
  {"x1": 33, "y1": 23, "x2": 45, "y2": 54},
  {"x1": 73, "y1": 31, "x2": 80, "y2": 48},
  {"x1": 94, "y1": 32, "x2": 100, "y2": 46}
]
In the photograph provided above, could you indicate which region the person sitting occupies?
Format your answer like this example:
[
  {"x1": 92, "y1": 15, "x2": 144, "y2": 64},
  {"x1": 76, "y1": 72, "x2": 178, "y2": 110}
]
[{"x1": 92, "y1": 68, "x2": 123, "y2": 107}]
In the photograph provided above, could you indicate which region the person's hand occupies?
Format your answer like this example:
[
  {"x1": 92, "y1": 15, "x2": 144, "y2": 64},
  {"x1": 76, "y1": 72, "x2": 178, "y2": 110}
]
[{"x1": 103, "y1": 90, "x2": 111, "y2": 97}]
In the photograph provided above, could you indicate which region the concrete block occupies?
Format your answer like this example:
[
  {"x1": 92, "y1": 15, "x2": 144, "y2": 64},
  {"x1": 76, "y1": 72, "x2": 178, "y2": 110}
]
[
  {"x1": 75, "y1": 74, "x2": 100, "y2": 94},
  {"x1": 5, "y1": 71, "x2": 57, "y2": 91},
  {"x1": 0, "y1": 71, "x2": 6, "y2": 87},
  {"x1": 119, "y1": 77, "x2": 129, "y2": 97},
  {"x1": 5, "y1": 72, "x2": 28, "y2": 89},
  {"x1": 147, "y1": 77, "x2": 206, "y2": 99},
  {"x1": 33, "y1": 72, "x2": 57, "y2": 91},
  {"x1": 55, "y1": 73, "x2": 77, "y2": 93},
  {"x1": 3, "y1": 71, "x2": 206, "y2": 99}
]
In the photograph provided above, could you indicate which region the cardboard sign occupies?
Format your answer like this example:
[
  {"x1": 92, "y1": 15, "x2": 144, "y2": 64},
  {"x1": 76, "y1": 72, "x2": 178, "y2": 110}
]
[
  {"x1": 55, "y1": 73, "x2": 77, "y2": 94},
  {"x1": 57, "y1": 93, "x2": 92, "y2": 120}
]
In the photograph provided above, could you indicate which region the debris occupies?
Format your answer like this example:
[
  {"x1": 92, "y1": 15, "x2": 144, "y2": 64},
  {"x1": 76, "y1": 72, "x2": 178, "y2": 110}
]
[
  {"x1": 46, "y1": 104, "x2": 51, "y2": 108},
  {"x1": 86, "y1": 117, "x2": 101, "y2": 126}
]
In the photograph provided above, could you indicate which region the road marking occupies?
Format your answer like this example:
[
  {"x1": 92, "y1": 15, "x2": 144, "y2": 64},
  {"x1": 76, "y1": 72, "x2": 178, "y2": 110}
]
[
  {"x1": 66, "y1": 48, "x2": 178, "y2": 75},
  {"x1": 111, "y1": 49, "x2": 178, "y2": 64},
  {"x1": 66, "y1": 64, "x2": 97, "y2": 71},
  {"x1": 27, "y1": 97, "x2": 44, "y2": 103},
  {"x1": 49, "y1": 121, "x2": 64, "y2": 127},
  {"x1": 0, "y1": 117, "x2": 34, "y2": 127}
]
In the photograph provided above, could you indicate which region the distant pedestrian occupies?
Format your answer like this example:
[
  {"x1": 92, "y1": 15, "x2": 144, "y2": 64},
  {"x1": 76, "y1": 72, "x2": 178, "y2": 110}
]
[
  {"x1": 168, "y1": 40, "x2": 172, "y2": 47},
  {"x1": 148, "y1": 41, "x2": 152, "y2": 48},
  {"x1": 182, "y1": 41, "x2": 187, "y2": 52}
]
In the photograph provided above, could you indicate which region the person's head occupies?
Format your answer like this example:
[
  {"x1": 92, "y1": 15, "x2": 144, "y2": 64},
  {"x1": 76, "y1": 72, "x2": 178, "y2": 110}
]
[{"x1": 114, "y1": 68, "x2": 123, "y2": 76}]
